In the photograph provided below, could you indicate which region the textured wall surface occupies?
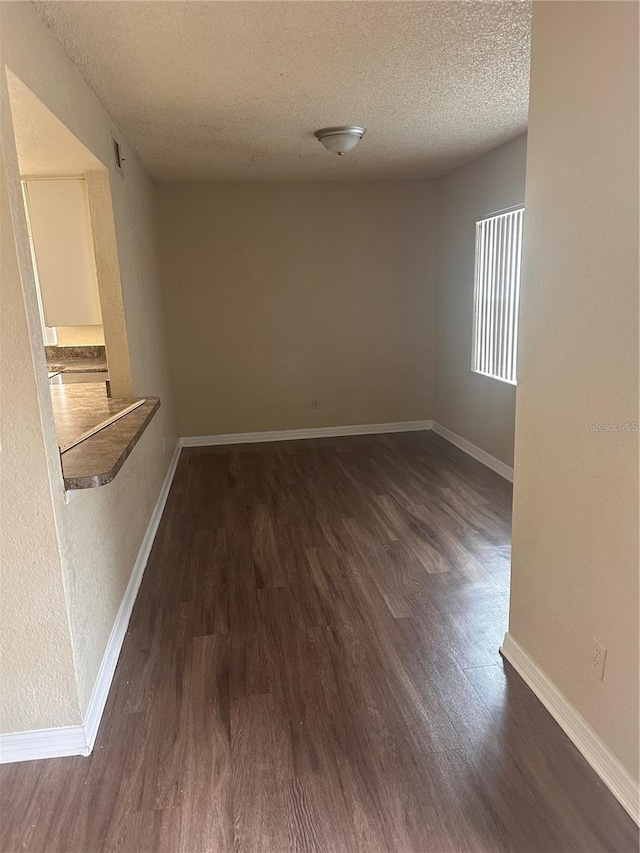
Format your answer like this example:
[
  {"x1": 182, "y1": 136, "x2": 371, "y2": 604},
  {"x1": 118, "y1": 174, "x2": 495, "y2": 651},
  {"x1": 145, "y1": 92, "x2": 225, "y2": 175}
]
[
  {"x1": 1, "y1": 2, "x2": 177, "y2": 729},
  {"x1": 434, "y1": 134, "x2": 527, "y2": 466},
  {"x1": 157, "y1": 181, "x2": 437, "y2": 437},
  {"x1": 510, "y1": 1, "x2": 639, "y2": 779},
  {"x1": 0, "y1": 91, "x2": 80, "y2": 731}
]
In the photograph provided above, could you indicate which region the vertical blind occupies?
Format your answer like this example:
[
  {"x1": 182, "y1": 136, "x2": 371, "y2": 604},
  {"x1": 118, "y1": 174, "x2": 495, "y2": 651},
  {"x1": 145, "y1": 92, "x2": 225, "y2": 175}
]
[{"x1": 471, "y1": 206, "x2": 524, "y2": 384}]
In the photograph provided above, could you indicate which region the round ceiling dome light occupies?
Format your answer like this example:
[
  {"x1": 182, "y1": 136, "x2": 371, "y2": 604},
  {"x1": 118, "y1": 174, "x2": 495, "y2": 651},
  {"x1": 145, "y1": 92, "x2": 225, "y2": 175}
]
[{"x1": 314, "y1": 126, "x2": 366, "y2": 155}]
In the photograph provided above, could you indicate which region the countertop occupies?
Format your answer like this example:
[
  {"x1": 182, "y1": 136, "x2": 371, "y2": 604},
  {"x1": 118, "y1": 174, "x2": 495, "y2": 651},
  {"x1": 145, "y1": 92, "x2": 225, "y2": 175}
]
[
  {"x1": 45, "y1": 345, "x2": 108, "y2": 374},
  {"x1": 46, "y1": 357, "x2": 108, "y2": 373},
  {"x1": 51, "y1": 384, "x2": 160, "y2": 490}
]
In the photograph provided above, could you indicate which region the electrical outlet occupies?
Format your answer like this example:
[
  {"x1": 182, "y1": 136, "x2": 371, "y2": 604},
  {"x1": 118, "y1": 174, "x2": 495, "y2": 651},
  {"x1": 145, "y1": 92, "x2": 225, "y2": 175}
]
[
  {"x1": 162, "y1": 436, "x2": 166, "y2": 455},
  {"x1": 311, "y1": 398, "x2": 320, "y2": 410},
  {"x1": 591, "y1": 638, "x2": 607, "y2": 681}
]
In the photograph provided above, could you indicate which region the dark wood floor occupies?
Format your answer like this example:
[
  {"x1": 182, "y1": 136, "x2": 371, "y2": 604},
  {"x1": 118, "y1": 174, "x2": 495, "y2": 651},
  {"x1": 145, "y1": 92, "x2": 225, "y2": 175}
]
[{"x1": 1, "y1": 431, "x2": 637, "y2": 852}]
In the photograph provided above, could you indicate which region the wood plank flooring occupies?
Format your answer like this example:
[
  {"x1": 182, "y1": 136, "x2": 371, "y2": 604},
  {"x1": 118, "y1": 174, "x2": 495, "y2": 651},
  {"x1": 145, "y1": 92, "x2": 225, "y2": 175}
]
[{"x1": 1, "y1": 431, "x2": 637, "y2": 852}]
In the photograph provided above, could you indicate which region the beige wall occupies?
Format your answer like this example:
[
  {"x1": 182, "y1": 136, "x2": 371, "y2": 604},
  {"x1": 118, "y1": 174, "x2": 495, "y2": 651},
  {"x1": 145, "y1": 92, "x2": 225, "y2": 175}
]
[
  {"x1": 510, "y1": 0, "x2": 639, "y2": 781},
  {"x1": 55, "y1": 325, "x2": 105, "y2": 347},
  {"x1": 434, "y1": 134, "x2": 527, "y2": 467},
  {"x1": 26, "y1": 177, "x2": 103, "y2": 327},
  {"x1": 0, "y1": 2, "x2": 177, "y2": 730},
  {"x1": 0, "y1": 130, "x2": 81, "y2": 731},
  {"x1": 157, "y1": 181, "x2": 437, "y2": 437}
]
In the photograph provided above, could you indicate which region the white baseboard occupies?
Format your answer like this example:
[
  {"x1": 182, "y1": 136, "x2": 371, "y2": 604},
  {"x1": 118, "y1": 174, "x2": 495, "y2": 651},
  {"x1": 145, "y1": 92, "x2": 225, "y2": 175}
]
[
  {"x1": 83, "y1": 440, "x2": 182, "y2": 750},
  {"x1": 0, "y1": 725, "x2": 89, "y2": 764},
  {"x1": 431, "y1": 422, "x2": 513, "y2": 482},
  {"x1": 181, "y1": 420, "x2": 433, "y2": 447},
  {"x1": 0, "y1": 441, "x2": 182, "y2": 765},
  {"x1": 183, "y1": 421, "x2": 515, "y2": 488},
  {"x1": 500, "y1": 632, "x2": 639, "y2": 824}
]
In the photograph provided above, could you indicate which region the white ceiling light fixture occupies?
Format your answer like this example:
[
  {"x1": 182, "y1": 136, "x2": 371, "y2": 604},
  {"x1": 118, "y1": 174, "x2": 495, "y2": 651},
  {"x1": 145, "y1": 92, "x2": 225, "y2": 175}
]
[{"x1": 314, "y1": 126, "x2": 366, "y2": 155}]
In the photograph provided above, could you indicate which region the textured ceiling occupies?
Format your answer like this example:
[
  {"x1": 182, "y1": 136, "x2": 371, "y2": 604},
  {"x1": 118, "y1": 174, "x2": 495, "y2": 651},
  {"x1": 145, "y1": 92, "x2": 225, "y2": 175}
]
[{"x1": 33, "y1": 1, "x2": 531, "y2": 182}]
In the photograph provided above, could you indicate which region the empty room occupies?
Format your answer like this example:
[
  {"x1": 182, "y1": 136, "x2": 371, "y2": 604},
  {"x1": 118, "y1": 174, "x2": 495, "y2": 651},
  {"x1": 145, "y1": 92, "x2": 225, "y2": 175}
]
[{"x1": 0, "y1": 1, "x2": 638, "y2": 851}]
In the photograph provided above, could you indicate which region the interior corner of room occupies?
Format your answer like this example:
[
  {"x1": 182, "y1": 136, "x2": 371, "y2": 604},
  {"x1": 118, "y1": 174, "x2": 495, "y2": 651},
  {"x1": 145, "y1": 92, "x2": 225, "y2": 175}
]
[{"x1": 0, "y1": 0, "x2": 638, "y2": 848}]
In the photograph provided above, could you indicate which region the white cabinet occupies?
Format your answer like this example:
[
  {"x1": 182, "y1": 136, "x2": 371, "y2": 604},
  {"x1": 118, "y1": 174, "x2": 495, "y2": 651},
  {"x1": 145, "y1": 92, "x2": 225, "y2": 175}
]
[{"x1": 24, "y1": 178, "x2": 102, "y2": 327}]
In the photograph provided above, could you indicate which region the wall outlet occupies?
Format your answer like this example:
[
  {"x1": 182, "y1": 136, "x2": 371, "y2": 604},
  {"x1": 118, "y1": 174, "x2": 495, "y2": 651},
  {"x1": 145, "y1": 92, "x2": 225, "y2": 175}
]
[
  {"x1": 162, "y1": 436, "x2": 166, "y2": 455},
  {"x1": 591, "y1": 638, "x2": 607, "y2": 681},
  {"x1": 311, "y1": 398, "x2": 320, "y2": 410}
]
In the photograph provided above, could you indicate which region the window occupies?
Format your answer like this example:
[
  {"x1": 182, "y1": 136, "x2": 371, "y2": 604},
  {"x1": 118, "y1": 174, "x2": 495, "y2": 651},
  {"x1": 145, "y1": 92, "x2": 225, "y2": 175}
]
[{"x1": 471, "y1": 206, "x2": 524, "y2": 384}]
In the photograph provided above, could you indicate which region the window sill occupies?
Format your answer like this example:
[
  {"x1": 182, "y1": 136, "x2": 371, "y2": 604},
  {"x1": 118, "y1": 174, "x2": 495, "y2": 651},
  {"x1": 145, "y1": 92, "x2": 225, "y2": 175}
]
[{"x1": 471, "y1": 368, "x2": 517, "y2": 386}]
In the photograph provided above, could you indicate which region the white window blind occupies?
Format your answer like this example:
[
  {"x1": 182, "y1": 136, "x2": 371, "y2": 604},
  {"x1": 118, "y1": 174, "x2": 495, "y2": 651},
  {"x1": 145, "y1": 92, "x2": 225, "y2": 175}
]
[{"x1": 471, "y1": 206, "x2": 524, "y2": 384}]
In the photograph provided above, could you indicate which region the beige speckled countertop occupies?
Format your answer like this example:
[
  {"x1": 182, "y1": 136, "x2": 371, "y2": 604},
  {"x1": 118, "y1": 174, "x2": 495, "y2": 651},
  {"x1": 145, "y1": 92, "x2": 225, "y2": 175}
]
[
  {"x1": 50, "y1": 384, "x2": 160, "y2": 490},
  {"x1": 47, "y1": 357, "x2": 108, "y2": 373},
  {"x1": 45, "y1": 345, "x2": 108, "y2": 374}
]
